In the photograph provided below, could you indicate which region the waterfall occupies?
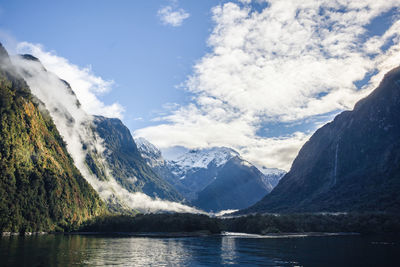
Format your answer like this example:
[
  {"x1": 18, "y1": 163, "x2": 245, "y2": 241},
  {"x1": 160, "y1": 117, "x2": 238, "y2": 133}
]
[{"x1": 333, "y1": 142, "x2": 339, "y2": 186}]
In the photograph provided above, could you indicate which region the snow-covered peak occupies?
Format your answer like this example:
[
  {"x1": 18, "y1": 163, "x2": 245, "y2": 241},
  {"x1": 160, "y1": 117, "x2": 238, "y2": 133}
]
[
  {"x1": 257, "y1": 166, "x2": 286, "y2": 189},
  {"x1": 174, "y1": 147, "x2": 240, "y2": 169},
  {"x1": 135, "y1": 137, "x2": 166, "y2": 168},
  {"x1": 256, "y1": 165, "x2": 287, "y2": 176},
  {"x1": 135, "y1": 137, "x2": 161, "y2": 158}
]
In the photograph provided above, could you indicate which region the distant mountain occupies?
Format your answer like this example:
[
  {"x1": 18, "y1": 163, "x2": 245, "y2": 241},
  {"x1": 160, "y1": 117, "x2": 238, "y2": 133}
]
[
  {"x1": 13, "y1": 52, "x2": 183, "y2": 212},
  {"x1": 246, "y1": 67, "x2": 400, "y2": 214},
  {"x1": 0, "y1": 43, "x2": 105, "y2": 232},
  {"x1": 256, "y1": 166, "x2": 287, "y2": 188},
  {"x1": 136, "y1": 138, "x2": 285, "y2": 211},
  {"x1": 192, "y1": 157, "x2": 277, "y2": 211},
  {"x1": 135, "y1": 137, "x2": 166, "y2": 168},
  {"x1": 169, "y1": 147, "x2": 241, "y2": 200}
]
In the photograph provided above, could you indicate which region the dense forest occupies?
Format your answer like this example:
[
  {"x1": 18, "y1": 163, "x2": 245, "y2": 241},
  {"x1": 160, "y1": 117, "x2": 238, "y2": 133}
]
[{"x1": 79, "y1": 213, "x2": 221, "y2": 234}]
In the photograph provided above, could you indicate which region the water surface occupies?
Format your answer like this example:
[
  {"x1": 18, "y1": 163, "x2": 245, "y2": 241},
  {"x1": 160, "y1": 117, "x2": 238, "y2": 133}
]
[{"x1": 1, "y1": 233, "x2": 399, "y2": 266}]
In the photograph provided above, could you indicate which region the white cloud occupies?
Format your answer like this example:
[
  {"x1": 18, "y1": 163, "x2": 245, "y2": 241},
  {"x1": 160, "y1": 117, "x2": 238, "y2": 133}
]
[
  {"x1": 237, "y1": 0, "x2": 252, "y2": 4},
  {"x1": 158, "y1": 5, "x2": 190, "y2": 27},
  {"x1": 137, "y1": 0, "x2": 400, "y2": 171},
  {"x1": 16, "y1": 42, "x2": 124, "y2": 119}
]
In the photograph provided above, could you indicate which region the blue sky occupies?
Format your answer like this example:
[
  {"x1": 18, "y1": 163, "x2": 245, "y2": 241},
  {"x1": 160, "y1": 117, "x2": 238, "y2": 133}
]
[
  {"x1": 1, "y1": 0, "x2": 400, "y2": 170},
  {"x1": 0, "y1": 0, "x2": 222, "y2": 128}
]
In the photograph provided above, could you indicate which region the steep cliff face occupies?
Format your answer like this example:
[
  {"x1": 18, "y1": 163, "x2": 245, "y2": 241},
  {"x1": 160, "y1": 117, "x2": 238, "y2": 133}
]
[
  {"x1": 247, "y1": 67, "x2": 400, "y2": 213},
  {"x1": 93, "y1": 116, "x2": 183, "y2": 202},
  {"x1": 0, "y1": 44, "x2": 105, "y2": 232}
]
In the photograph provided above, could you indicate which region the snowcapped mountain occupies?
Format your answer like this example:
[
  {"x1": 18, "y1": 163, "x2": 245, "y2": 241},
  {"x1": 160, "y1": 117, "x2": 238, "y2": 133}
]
[
  {"x1": 136, "y1": 138, "x2": 286, "y2": 211},
  {"x1": 256, "y1": 166, "x2": 287, "y2": 188},
  {"x1": 174, "y1": 147, "x2": 239, "y2": 171}
]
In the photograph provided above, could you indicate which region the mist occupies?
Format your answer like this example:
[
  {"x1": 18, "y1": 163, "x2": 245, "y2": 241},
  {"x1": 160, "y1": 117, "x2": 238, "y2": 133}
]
[{"x1": 11, "y1": 55, "x2": 202, "y2": 214}]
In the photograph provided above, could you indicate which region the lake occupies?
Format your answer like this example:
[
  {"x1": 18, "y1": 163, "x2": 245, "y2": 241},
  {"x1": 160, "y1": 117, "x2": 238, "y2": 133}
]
[{"x1": 1, "y1": 233, "x2": 399, "y2": 266}]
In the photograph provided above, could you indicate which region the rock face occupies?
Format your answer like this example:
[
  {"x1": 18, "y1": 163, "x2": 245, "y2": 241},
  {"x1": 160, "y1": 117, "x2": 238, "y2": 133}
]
[
  {"x1": 246, "y1": 67, "x2": 400, "y2": 213},
  {"x1": 0, "y1": 44, "x2": 105, "y2": 232},
  {"x1": 136, "y1": 138, "x2": 285, "y2": 212},
  {"x1": 93, "y1": 116, "x2": 183, "y2": 202}
]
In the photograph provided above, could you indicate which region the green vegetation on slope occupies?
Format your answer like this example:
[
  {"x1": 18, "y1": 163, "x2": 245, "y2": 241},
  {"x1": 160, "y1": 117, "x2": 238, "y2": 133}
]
[{"x1": 0, "y1": 45, "x2": 105, "y2": 233}]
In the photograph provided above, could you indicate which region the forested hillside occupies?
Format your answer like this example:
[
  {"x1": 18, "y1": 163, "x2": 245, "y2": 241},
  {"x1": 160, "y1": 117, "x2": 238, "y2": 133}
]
[{"x1": 0, "y1": 44, "x2": 105, "y2": 233}]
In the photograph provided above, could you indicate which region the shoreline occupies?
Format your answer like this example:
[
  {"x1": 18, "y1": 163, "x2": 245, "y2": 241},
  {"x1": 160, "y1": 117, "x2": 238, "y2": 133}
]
[
  {"x1": 0, "y1": 231, "x2": 360, "y2": 239},
  {"x1": 221, "y1": 231, "x2": 360, "y2": 238},
  {"x1": 1, "y1": 232, "x2": 48, "y2": 237}
]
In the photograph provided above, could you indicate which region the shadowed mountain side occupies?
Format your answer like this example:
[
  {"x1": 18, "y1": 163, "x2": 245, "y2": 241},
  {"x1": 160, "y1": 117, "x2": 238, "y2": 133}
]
[
  {"x1": 193, "y1": 157, "x2": 272, "y2": 212},
  {"x1": 244, "y1": 66, "x2": 400, "y2": 214},
  {"x1": 93, "y1": 116, "x2": 183, "y2": 202}
]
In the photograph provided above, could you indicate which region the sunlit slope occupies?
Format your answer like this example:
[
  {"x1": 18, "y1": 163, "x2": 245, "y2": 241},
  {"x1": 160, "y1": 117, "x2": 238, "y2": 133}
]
[{"x1": 0, "y1": 44, "x2": 105, "y2": 232}]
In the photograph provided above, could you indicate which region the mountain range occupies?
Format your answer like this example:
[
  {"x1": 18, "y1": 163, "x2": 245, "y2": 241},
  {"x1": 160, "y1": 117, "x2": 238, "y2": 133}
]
[
  {"x1": 136, "y1": 138, "x2": 285, "y2": 212},
  {"x1": 8, "y1": 44, "x2": 276, "y2": 215}
]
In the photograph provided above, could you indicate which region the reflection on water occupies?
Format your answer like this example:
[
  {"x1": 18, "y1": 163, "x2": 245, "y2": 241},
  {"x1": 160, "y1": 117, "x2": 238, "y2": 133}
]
[
  {"x1": 221, "y1": 236, "x2": 237, "y2": 264},
  {"x1": 1, "y1": 234, "x2": 399, "y2": 266},
  {"x1": 82, "y1": 237, "x2": 191, "y2": 266}
]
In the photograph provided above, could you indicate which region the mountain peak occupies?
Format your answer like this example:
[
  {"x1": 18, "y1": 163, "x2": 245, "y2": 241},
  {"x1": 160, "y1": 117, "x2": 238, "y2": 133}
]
[
  {"x1": 19, "y1": 54, "x2": 40, "y2": 62},
  {"x1": 0, "y1": 43, "x2": 11, "y2": 66},
  {"x1": 135, "y1": 137, "x2": 163, "y2": 163}
]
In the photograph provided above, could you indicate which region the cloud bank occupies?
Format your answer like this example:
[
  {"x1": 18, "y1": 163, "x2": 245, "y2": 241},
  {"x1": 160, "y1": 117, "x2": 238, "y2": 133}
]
[
  {"x1": 16, "y1": 42, "x2": 124, "y2": 119},
  {"x1": 137, "y1": 0, "x2": 400, "y2": 170}
]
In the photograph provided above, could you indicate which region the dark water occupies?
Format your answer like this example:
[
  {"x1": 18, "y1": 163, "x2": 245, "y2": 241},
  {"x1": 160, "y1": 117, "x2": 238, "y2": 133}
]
[{"x1": 1, "y1": 233, "x2": 399, "y2": 266}]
